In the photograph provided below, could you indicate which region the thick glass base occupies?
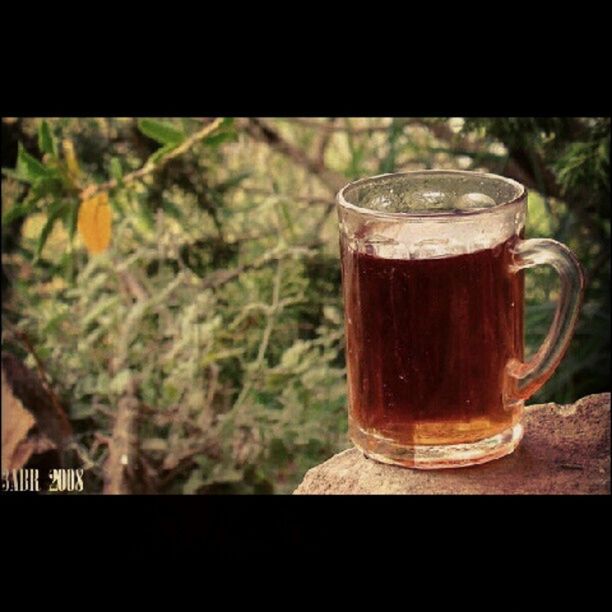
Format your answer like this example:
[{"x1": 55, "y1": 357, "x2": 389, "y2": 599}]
[{"x1": 350, "y1": 421, "x2": 524, "y2": 469}]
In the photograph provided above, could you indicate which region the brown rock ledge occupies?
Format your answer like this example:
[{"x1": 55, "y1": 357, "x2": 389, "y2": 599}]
[{"x1": 294, "y1": 393, "x2": 611, "y2": 495}]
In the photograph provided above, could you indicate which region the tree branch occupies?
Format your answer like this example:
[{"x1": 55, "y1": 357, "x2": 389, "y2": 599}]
[
  {"x1": 315, "y1": 117, "x2": 337, "y2": 167},
  {"x1": 81, "y1": 117, "x2": 225, "y2": 200},
  {"x1": 420, "y1": 120, "x2": 563, "y2": 199},
  {"x1": 200, "y1": 245, "x2": 316, "y2": 291},
  {"x1": 241, "y1": 187, "x2": 332, "y2": 206},
  {"x1": 103, "y1": 376, "x2": 141, "y2": 494},
  {"x1": 238, "y1": 118, "x2": 347, "y2": 193},
  {"x1": 276, "y1": 117, "x2": 397, "y2": 134}
]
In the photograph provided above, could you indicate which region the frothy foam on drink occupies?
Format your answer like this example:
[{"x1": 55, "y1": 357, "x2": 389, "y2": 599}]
[
  {"x1": 340, "y1": 174, "x2": 525, "y2": 259},
  {"x1": 363, "y1": 189, "x2": 497, "y2": 213},
  {"x1": 342, "y1": 191, "x2": 524, "y2": 259}
]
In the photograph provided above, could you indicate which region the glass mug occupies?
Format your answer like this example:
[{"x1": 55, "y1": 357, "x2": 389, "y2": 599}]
[{"x1": 336, "y1": 170, "x2": 584, "y2": 468}]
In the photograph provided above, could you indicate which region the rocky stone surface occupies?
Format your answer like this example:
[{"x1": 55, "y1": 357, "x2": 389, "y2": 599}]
[{"x1": 294, "y1": 393, "x2": 611, "y2": 495}]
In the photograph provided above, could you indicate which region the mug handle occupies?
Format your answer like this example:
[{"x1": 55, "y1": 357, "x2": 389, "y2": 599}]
[{"x1": 505, "y1": 238, "x2": 585, "y2": 402}]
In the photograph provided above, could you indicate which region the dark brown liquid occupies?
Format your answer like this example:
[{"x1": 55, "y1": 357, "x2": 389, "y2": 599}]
[{"x1": 340, "y1": 236, "x2": 524, "y2": 445}]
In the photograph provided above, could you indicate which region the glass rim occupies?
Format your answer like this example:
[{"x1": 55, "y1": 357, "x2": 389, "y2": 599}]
[{"x1": 336, "y1": 169, "x2": 527, "y2": 219}]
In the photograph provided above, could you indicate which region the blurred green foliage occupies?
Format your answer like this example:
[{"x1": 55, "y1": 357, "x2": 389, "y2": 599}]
[{"x1": 1, "y1": 117, "x2": 609, "y2": 493}]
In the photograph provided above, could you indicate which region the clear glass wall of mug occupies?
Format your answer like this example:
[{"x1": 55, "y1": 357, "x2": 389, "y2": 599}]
[{"x1": 336, "y1": 171, "x2": 584, "y2": 468}]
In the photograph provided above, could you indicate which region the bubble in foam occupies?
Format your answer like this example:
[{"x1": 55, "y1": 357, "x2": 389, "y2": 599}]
[
  {"x1": 370, "y1": 194, "x2": 393, "y2": 210},
  {"x1": 420, "y1": 191, "x2": 448, "y2": 209},
  {"x1": 453, "y1": 192, "x2": 496, "y2": 210},
  {"x1": 364, "y1": 188, "x2": 457, "y2": 212}
]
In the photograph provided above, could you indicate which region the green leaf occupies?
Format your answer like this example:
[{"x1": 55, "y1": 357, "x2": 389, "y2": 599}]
[
  {"x1": 266, "y1": 438, "x2": 289, "y2": 467},
  {"x1": 109, "y1": 157, "x2": 123, "y2": 182},
  {"x1": 109, "y1": 196, "x2": 125, "y2": 216},
  {"x1": 38, "y1": 120, "x2": 57, "y2": 156},
  {"x1": 137, "y1": 119, "x2": 185, "y2": 146},
  {"x1": 2, "y1": 198, "x2": 37, "y2": 225},
  {"x1": 215, "y1": 171, "x2": 251, "y2": 193},
  {"x1": 183, "y1": 471, "x2": 205, "y2": 495},
  {"x1": 137, "y1": 197, "x2": 156, "y2": 230},
  {"x1": 280, "y1": 340, "x2": 310, "y2": 369},
  {"x1": 323, "y1": 305, "x2": 341, "y2": 325},
  {"x1": 278, "y1": 200, "x2": 295, "y2": 240},
  {"x1": 17, "y1": 143, "x2": 56, "y2": 182},
  {"x1": 161, "y1": 198, "x2": 183, "y2": 220},
  {"x1": 378, "y1": 118, "x2": 404, "y2": 174},
  {"x1": 81, "y1": 295, "x2": 122, "y2": 329},
  {"x1": 67, "y1": 200, "x2": 79, "y2": 239},
  {"x1": 202, "y1": 130, "x2": 237, "y2": 147},
  {"x1": 35, "y1": 201, "x2": 66, "y2": 260},
  {"x1": 2, "y1": 167, "x2": 23, "y2": 181},
  {"x1": 146, "y1": 143, "x2": 176, "y2": 164},
  {"x1": 110, "y1": 369, "x2": 132, "y2": 395},
  {"x1": 70, "y1": 403, "x2": 96, "y2": 420}
]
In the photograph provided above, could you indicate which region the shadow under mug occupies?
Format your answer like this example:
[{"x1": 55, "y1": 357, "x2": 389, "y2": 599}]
[{"x1": 336, "y1": 170, "x2": 584, "y2": 468}]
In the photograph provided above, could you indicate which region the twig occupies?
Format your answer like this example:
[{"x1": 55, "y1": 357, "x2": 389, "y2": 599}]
[
  {"x1": 116, "y1": 269, "x2": 150, "y2": 302},
  {"x1": 157, "y1": 439, "x2": 221, "y2": 489},
  {"x1": 65, "y1": 440, "x2": 98, "y2": 472},
  {"x1": 237, "y1": 118, "x2": 344, "y2": 243},
  {"x1": 199, "y1": 245, "x2": 315, "y2": 291},
  {"x1": 199, "y1": 364, "x2": 219, "y2": 430},
  {"x1": 232, "y1": 259, "x2": 283, "y2": 411},
  {"x1": 425, "y1": 120, "x2": 609, "y2": 254},
  {"x1": 81, "y1": 117, "x2": 225, "y2": 200},
  {"x1": 102, "y1": 377, "x2": 141, "y2": 494},
  {"x1": 237, "y1": 118, "x2": 347, "y2": 193},
  {"x1": 254, "y1": 259, "x2": 283, "y2": 367},
  {"x1": 315, "y1": 117, "x2": 337, "y2": 167},
  {"x1": 275, "y1": 117, "x2": 399, "y2": 134},
  {"x1": 311, "y1": 203, "x2": 337, "y2": 239},
  {"x1": 241, "y1": 187, "x2": 333, "y2": 206},
  {"x1": 410, "y1": 120, "x2": 563, "y2": 199},
  {"x1": 113, "y1": 271, "x2": 187, "y2": 369}
]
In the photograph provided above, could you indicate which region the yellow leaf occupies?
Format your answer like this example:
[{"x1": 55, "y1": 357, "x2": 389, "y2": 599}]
[
  {"x1": 62, "y1": 139, "x2": 81, "y2": 179},
  {"x1": 78, "y1": 192, "x2": 112, "y2": 254}
]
